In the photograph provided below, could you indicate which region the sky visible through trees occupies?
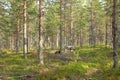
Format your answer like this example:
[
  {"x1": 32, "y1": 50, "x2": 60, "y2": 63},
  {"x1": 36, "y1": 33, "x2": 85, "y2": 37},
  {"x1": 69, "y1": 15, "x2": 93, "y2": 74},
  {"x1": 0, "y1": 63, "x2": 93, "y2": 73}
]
[{"x1": 0, "y1": 0, "x2": 120, "y2": 79}]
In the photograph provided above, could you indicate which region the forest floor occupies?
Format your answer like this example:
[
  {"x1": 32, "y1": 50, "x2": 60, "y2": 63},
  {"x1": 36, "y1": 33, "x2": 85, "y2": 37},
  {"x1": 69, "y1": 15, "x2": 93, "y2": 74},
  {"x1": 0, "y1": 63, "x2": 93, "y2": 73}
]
[{"x1": 0, "y1": 45, "x2": 120, "y2": 80}]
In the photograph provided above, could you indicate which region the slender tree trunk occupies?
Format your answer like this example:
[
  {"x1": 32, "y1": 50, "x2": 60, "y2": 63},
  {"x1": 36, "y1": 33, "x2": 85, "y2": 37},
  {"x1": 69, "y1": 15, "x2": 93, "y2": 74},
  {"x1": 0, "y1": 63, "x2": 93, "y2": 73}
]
[
  {"x1": 39, "y1": 0, "x2": 44, "y2": 65},
  {"x1": 51, "y1": 33, "x2": 54, "y2": 50},
  {"x1": 16, "y1": 18, "x2": 19, "y2": 53},
  {"x1": 90, "y1": 0, "x2": 95, "y2": 47},
  {"x1": 27, "y1": 19, "x2": 30, "y2": 50},
  {"x1": 110, "y1": 17, "x2": 113, "y2": 48},
  {"x1": 64, "y1": 21, "x2": 67, "y2": 47},
  {"x1": 91, "y1": 0, "x2": 94, "y2": 46},
  {"x1": 70, "y1": 0, "x2": 73, "y2": 46},
  {"x1": 59, "y1": 0, "x2": 62, "y2": 54},
  {"x1": 80, "y1": 28, "x2": 83, "y2": 47},
  {"x1": 112, "y1": 0, "x2": 118, "y2": 68},
  {"x1": 29, "y1": 27, "x2": 33, "y2": 50},
  {"x1": 23, "y1": 0, "x2": 27, "y2": 59},
  {"x1": 105, "y1": 0, "x2": 108, "y2": 48},
  {"x1": 10, "y1": 34, "x2": 14, "y2": 51},
  {"x1": 64, "y1": 2, "x2": 67, "y2": 48},
  {"x1": 27, "y1": 16, "x2": 30, "y2": 52},
  {"x1": 79, "y1": 16, "x2": 83, "y2": 47},
  {"x1": 66, "y1": 26, "x2": 69, "y2": 46},
  {"x1": 105, "y1": 16, "x2": 108, "y2": 47},
  {"x1": 56, "y1": 34, "x2": 59, "y2": 48},
  {"x1": 89, "y1": 0, "x2": 93, "y2": 46}
]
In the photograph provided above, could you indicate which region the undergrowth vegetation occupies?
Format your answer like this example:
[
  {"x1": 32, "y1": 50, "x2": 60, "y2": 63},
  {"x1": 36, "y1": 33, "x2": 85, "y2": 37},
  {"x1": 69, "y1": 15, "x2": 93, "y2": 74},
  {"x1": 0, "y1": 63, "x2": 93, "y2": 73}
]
[{"x1": 0, "y1": 46, "x2": 120, "y2": 80}]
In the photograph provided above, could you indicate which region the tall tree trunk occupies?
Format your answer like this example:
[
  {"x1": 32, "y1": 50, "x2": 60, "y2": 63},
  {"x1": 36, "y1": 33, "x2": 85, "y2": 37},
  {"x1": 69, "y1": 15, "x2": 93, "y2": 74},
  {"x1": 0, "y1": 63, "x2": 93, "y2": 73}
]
[
  {"x1": 39, "y1": 0, "x2": 44, "y2": 65},
  {"x1": 59, "y1": 0, "x2": 62, "y2": 54},
  {"x1": 23, "y1": 0, "x2": 27, "y2": 59},
  {"x1": 10, "y1": 34, "x2": 14, "y2": 51},
  {"x1": 89, "y1": 0, "x2": 95, "y2": 47},
  {"x1": 64, "y1": 20, "x2": 67, "y2": 47},
  {"x1": 51, "y1": 33, "x2": 54, "y2": 50},
  {"x1": 16, "y1": 18, "x2": 19, "y2": 53},
  {"x1": 64, "y1": 2, "x2": 67, "y2": 48},
  {"x1": 29, "y1": 25, "x2": 33, "y2": 50},
  {"x1": 79, "y1": 16, "x2": 83, "y2": 47},
  {"x1": 105, "y1": 0, "x2": 108, "y2": 48},
  {"x1": 80, "y1": 28, "x2": 83, "y2": 47},
  {"x1": 27, "y1": 16, "x2": 30, "y2": 52},
  {"x1": 112, "y1": 0, "x2": 118, "y2": 68},
  {"x1": 27, "y1": 19, "x2": 30, "y2": 51},
  {"x1": 56, "y1": 33, "x2": 59, "y2": 48},
  {"x1": 89, "y1": 0, "x2": 93, "y2": 46},
  {"x1": 70, "y1": 0, "x2": 73, "y2": 46}
]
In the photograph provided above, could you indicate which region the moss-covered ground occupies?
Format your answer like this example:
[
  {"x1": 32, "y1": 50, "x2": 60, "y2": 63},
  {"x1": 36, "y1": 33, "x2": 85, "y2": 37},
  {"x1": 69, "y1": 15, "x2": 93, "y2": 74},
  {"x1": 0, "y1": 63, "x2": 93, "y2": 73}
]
[{"x1": 0, "y1": 45, "x2": 120, "y2": 80}]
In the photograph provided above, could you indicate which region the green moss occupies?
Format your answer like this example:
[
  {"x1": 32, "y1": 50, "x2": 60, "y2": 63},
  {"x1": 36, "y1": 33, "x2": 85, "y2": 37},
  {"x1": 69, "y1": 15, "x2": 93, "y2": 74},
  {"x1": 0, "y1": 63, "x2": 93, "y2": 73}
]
[{"x1": 0, "y1": 45, "x2": 119, "y2": 80}]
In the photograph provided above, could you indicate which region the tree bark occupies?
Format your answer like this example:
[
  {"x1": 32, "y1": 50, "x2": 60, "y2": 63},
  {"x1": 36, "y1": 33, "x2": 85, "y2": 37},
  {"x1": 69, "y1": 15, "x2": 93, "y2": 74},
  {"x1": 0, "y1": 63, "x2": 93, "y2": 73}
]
[
  {"x1": 56, "y1": 33, "x2": 59, "y2": 48},
  {"x1": 23, "y1": 0, "x2": 27, "y2": 59},
  {"x1": 64, "y1": 2, "x2": 67, "y2": 48},
  {"x1": 51, "y1": 33, "x2": 54, "y2": 50},
  {"x1": 80, "y1": 27, "x2": 83, "y2": 48},
  {"x1": 39, "y1": 0, "x2": 44, "y2": 65},
  {"x1": 105, "y1": 0, "x2": 108, "y2": 48},
  {"x1": 16, "y1": 18, "x2": 19, "y2": 53},
  {"x1": 112, "y1": 0, "x2": 118, "y2": 68},
  {"x1": 89, "y1": 0, "x2": 96, "y2": 47},
  {"x1": 70, "y1": 0, "x2": 73, "y2": 46},
  {"x1": 59, "y1": 0, "x2": 62, "y2": 54}
]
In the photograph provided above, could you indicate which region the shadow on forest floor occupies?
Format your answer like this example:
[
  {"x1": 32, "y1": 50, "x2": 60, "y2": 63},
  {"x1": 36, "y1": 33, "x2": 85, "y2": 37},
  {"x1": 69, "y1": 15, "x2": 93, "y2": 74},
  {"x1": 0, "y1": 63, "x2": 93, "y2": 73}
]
[{"x1": 0, "y1": 46, "x2": 120, "y2": 80}]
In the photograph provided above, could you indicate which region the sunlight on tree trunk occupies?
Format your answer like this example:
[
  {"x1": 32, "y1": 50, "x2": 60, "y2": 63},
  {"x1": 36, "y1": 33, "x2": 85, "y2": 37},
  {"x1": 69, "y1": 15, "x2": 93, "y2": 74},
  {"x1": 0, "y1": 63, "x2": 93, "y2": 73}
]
[
  {"x1": 23, "y1": 0, "x2": 27, "y2": 59},
  {"x1": 39, "y1": 0, "x2": 44, "y2": 65}
]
